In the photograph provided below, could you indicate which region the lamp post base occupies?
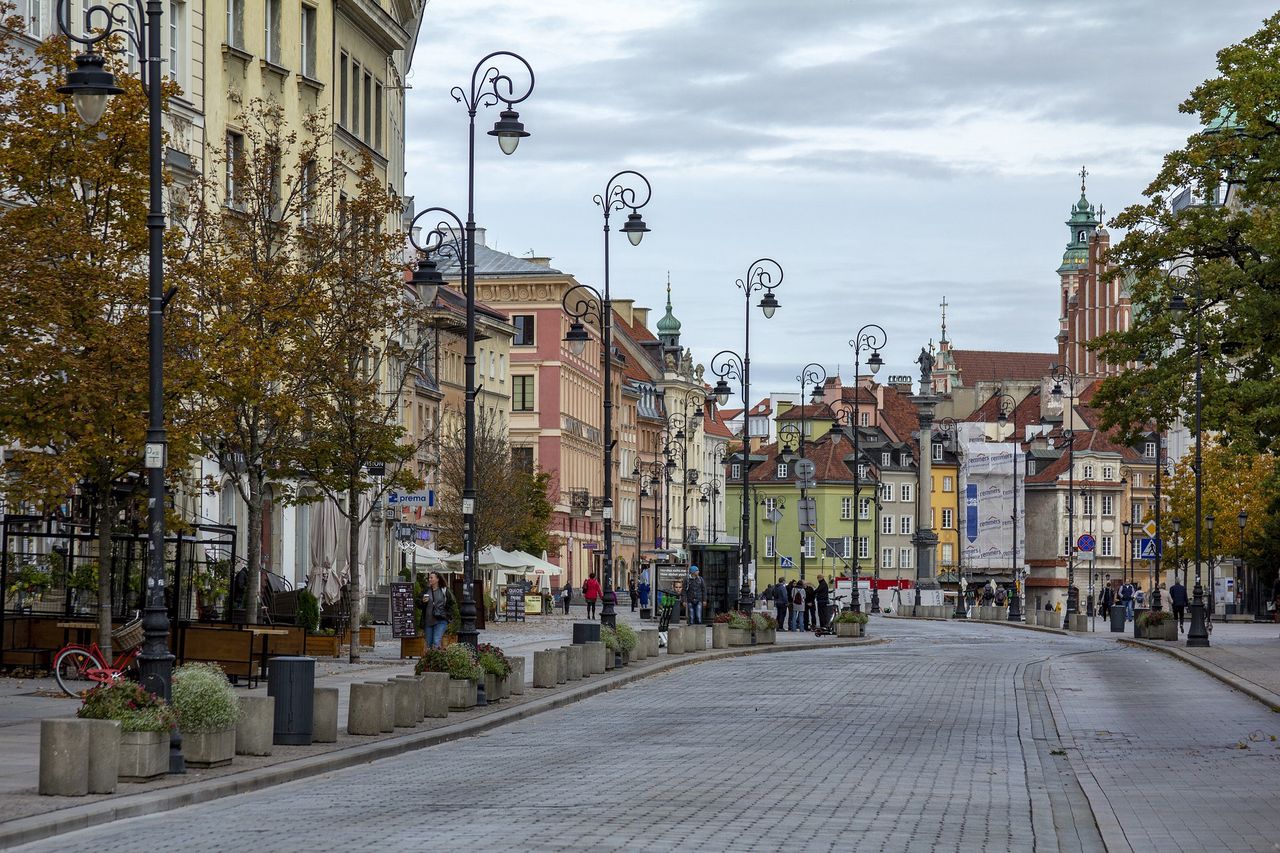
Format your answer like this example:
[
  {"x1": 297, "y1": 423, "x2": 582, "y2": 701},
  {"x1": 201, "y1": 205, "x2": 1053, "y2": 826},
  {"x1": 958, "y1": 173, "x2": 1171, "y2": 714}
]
[
  {"x1": 600, "y1": 601, "x2": 617, "y2": 629},
  {"x1": 1007, "y1": 596, "x2": 1022, "y2": 623},
  {"x1": 1186, "y1": 601, "x2": 1211, "y2": 647}
]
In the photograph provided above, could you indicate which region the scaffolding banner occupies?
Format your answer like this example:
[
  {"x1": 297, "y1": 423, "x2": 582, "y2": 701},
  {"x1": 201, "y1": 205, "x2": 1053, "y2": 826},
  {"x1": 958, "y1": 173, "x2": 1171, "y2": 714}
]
[{"x1": 960, "y1": 441, "x2": 1024, "y2": 571}]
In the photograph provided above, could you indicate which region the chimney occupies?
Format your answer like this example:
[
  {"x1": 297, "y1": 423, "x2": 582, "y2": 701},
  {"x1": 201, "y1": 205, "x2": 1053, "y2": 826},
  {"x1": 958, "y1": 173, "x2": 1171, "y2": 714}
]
[
  {"x1": 473, "y1": 227, "x2": 486, "y2": 247},
  {"x1": 887, "y1": 374, "x2": 913, "y2": 395},
  {"x1": 527, "y1": 256, "x2": 552, "y2": 267},
  {"x1": 634, "y1": 306, "x2": 650, "y2": 328}
]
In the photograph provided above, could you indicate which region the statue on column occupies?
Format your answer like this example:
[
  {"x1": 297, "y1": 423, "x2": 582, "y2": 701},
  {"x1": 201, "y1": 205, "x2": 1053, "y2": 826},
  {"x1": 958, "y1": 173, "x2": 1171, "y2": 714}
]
[{"x1": 916, "y1": 347, "x2": 935, "y2": 391}]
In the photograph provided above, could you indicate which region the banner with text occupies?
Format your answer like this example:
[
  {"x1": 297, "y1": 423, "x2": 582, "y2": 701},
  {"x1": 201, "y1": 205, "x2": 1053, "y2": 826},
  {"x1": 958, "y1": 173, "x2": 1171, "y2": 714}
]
[{"x1": 961, "y1": 441, "x2": 1025, "y2": 572}]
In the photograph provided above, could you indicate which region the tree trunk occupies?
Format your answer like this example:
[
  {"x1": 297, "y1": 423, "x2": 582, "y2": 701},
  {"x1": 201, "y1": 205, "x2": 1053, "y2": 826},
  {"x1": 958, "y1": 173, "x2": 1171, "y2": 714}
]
[
  {"x1": 347, "y1": 481, "x2": 360, "y2": 663},
  {"x1": 245, "y1": 475, "x2": 263, "y2": 625},
  {"x1": 95, "y1": 487, "x2": 114, "y2": 662}
]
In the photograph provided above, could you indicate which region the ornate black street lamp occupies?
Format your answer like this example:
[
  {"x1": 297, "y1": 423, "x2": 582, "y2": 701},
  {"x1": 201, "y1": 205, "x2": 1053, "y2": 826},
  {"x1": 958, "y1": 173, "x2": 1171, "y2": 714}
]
[
  {"x1": 56, "y1": 0, "x2": 182, "y2": 773},
  {"x1": 633, "y1": 460, "x2": 667, "y2": 554},
  {"x1": 847, "y1": 324, "x2": 886, "y2": 612},
  {"x1": 699, "y1": 478, "x2": 722, "y2": 544},
  {"x1": 792, "y1": 363, "x2": 827, "y2": 582},
  {"x1": 1206, "y1": 513, "x2": 1216, "y2": 624},
  {"x1": 448, "y1": 52, "x2": 534, "y2": 652},
  {"x1": 561, "y1": 170, "x2": 652, "y2": 629},
  {"x1": 1049, "y1": 363, "x2": 1078, "y2": 628},
  {"x1": 710, "y1": 259, "x2": 784, "y2": 614}
]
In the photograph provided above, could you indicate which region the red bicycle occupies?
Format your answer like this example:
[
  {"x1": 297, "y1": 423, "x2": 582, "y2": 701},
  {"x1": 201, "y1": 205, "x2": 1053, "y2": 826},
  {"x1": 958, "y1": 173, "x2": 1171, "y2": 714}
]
[{"x1": 53, "y1": 618, "x2": 144, "y2": 697}]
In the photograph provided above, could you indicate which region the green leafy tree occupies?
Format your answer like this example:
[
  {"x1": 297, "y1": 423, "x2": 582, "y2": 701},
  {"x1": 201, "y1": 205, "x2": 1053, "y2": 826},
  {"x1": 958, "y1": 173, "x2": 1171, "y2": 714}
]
[
  {"x1": 1162, "y1": 441, "x2": 1277, "y2": 559},
  {"x1": 0, "y1": 27, "x2": 196, "y2": 656},
  {"x1": 1092, "y1": 12, "x2": 1280, "y2": 452}
]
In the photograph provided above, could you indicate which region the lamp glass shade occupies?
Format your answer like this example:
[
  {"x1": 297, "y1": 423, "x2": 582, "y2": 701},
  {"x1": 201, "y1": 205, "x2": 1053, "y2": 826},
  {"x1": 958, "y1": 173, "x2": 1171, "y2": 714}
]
[
  {"x1": 1239, "y1": 510, "x2": 1248, "y2": 528},
  {"x1": 565, "y1": 322, "x2": 589, "y2": 356},
  {"x1": 621, "y1": 212, "x2": 649, "y2": 246},
  {"x1": 997, "y1": 410, "x2": 1008, "y2": 425},
  {"x1": 1206, "y1": 514, "x2": 1215, "y2": 531},
  {"x1": 693, "y1": 404, "x2": 704, "y2": 419},
  {"x1": 488, "y1": 109, "x2": 529, "y2": 155},
  {"x1": 58, "y1": 53, "x2": 123, "y2": 127},
  {"x1": 713, "y1": 379, "x2": 732, "y2": 406},
  {"x1": 73, "y1": 92, "x2": 110, "y2": 126},
  {"x1": 1168, "y1": 292, "x2": 1188, "y2": 319},
  {"x1": 1172, "y1": 519, "x2": 1181, "y2": 534},
  {"x1": 758, "y1": 290, "x2": 779, "y2": 319},
  {"x1": 867, "y1": 351, "x2": 883, "y2": 375}
]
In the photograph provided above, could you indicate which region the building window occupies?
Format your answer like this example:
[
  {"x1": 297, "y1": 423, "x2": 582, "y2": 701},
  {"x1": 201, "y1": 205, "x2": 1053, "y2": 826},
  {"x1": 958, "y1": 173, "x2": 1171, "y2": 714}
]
[
  {"x1": 776, "y1": 463, "x2": 788, "y2": 479},
  {"x1": 1131, "y1": 501, "x2": 1142, "y2": 522},
  {"x1": 300, "y1": 5, "x2": 317, "y2": 78},
  {"x1": 21, "y1": 0, "x2": 49, "y2": 38},
  {"x1": 1129, "y1": 472, "x2": 1142, "y2": 488},
  {"x1": 226, "y1": 0, "x2": 244, "y2": 49},
  {"x1": 512, "y1": 376, "x2": 534, "y2": 412},
  {"x1": 879, "y1": 483, "x2": 893, "y2": 502},
  {"x1": 841, "y1": 536, "x2": 852, "y2": 559},
  {"x1": 900, "y1": 515, "x2": 913, "y2": 535},
  {"x1": 1101, "y1": 494, "x2": 1114, "y2": 516},
  {"x1": 339, "y1": 52, "x2": 349, "y2": 126},
  {"x1": 1100, "y1": 536, "x2": 1114, "y2": 557},
  {"x1": 941, "y1": 508, "x2": 953, "y2": 529},
  {"x1": 900, "y1": 548, "x2": 913, "y2": 569},
  {"x1": 362, "y1": 71, "x2": 372, "y2": 143},
  {"x1": 881, "y1": 547, "x2": 894, "y2": 569},
  {"x1": 858, "y1": 537, "x2": 870, "y2": 559},
  {"x1": 900, "y1": 483, "x2": 913, "y2": 502},
  {"x1": 1082, "y1": 492, "x2": 1095, "y2": 515},
  {"x1": 1082, "y1": 464, "x2": 1094, "y2": 480},
  {"x1": 858, "y1": 497, "x2": 871, "y2": 519},
  {"x1": 857, "y1": 464, "x2": 868, "y2": 480},
  {"x1": 940, "y1": 543, "x2": 953, "y2": 566},
  {"x1": 225, "y1": 131, "x2": 244, "y2": 203},
  {"x1": 932, "y1": 443, "x2": 943, "y2": 461},
  {"x1": 942, "y1": 475, "x2": 953, "y2": 492},
  {"x1": 1144, "y1": 441, "x2": 1157, "y2": 459},
  {"x1": 264, "y1": 0, "x2": 282, "y2": 63},
  {"x1": 840, "y1": 497, "x2": 852, "y2": 520},
  {"x1": 351, "y1": 61, "x2": 361, "y2": 136},
  {"x1": 374, "y1": 82, "x2": 384, "y2": 151},
  {"x1": 802, "y1": 535, "x2": 815, "y2": 559},
  {"x1": 1101, "y1": 465, "x2": 1114, "y2": 481},
  {"x1": 881, "y1": 451, "x2": 890, "y2": 465},
  {"x1": 764, "y1": 535, "x2": 775, "y2": 558},
  {"x1": 512, "y1": 446, "x2": 533, "y2": 471},
  {"x1": 860, "y1": 412, "x2": 870, "y2": 427},
  {"x1": 731, "y1": 463, "x2": 741, "y2": 480},
  {"x1": 881, "y1": 515, "x2": 892, "y2": 535},
  {"x1": 513, "y1": 315, "x2": 535, "y2": 346},
  {"x1": 168, "y1": 1, "x2": 186, "y2": 86}
]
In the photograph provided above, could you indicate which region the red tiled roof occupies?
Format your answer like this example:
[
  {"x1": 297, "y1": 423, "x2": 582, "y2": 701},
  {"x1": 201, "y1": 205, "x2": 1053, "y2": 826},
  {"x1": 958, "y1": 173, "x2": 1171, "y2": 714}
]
[
  {"x1": 878, "y1": 385, "x2": 920, "y2": 445},
  {"x1": 704, "y1": 410, "x2": 735, "y2": 439},
  {"x1": 748, "y1": 432, "x2": 856, "y2": 484},
  {"x1": 776, "y1": 404, "x2": 831, "y2": 422},
  {"x1": 951, "y1": 350, "x2": 1057, "y2": 385},
  {"x1": 965, "y1": 388, "x2": 1043, "y2": 436},
  {"x1": 718, "y1": 407, "x2": 743, "y2": 421}
]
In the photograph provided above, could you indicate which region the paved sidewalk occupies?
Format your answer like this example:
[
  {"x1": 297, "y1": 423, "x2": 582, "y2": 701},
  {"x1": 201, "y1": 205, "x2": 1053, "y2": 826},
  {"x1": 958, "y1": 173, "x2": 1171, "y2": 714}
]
[
  {"x1": 1118, "y1": 621, "x2": 1280, "y2": 710},
  {"x1": 0, "y1": 608, "x2": 869, "y2": 848}
]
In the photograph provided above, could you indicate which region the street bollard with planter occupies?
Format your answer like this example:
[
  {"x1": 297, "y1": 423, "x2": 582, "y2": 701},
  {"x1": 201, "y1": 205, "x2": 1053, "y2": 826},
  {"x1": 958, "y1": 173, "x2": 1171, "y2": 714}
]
[
  {"x1": 388, "y1": 679, "x2": 417, "y2": 728},
  {"x1": 556, "y1": 648, "x2": 568, "y2": 684},
  {"x1": 712, "y1": 622, "x2": 728, "y2": 648},
  {"x1": 583, "y1": 641, "x2": 606, "y2": 674},
  {"x1": 373, "y1": 681, "x2": 395, "y2": 732},
  {"x1": 564, "y1": 645, "x2": 585, "y2": 680},
  {"x1": 532, "y1": 650, "x2": 558, "y2": 688},
  {"x1": 447, "y1": 677, "x2": 477, "y2": 710},
  {"x1": 668, "y1": 625, "x2": 686, "y2": 654},
  {"x1": 84, "y1": 719, "x2": 121, "y2": 793},
  {"x1": 507, "y1": 656, "x2": 526, "y2": 694}
]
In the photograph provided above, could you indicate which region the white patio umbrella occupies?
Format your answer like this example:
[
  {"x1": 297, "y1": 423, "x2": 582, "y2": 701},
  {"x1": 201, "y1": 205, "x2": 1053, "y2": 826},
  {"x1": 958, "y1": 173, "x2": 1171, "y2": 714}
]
[
  {"x1": 306, "y1": 499, "x2": 343, "y2": 606},
  {"x1": 509, "y1": 550, "x2": 561, "y2": 577}
]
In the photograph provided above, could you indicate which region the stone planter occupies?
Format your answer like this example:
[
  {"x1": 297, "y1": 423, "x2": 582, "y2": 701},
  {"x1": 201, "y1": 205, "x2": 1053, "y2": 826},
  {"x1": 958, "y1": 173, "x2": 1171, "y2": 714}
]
[
  {"x1": 712, "y1": 623, "x2": 728, "y2": 649},
  {"x1": 483, "y1": 672, "x2": 500, "y2": 703},
  {"x1": 835, "y1": 622, "x2": 863, "y2": 638},
  {"x1": 118, "y1": 730, "x2": 168, "y2": 783},
  {"x1": 604, "y1": 648, "x2": 616, "y2": 669},
  {"x1": 499, "y1": 674, "x2": 511, "y2": 699},
  {"x1": 182, "y1": 727, "x2": 235, "y2": 769},
  {"x1": 726, "y1": 627, "x2": 750, "y2": 646},
  {"x1": 620, "y1": 649, "x2": 630, "y2": 666},
  {"x1": 448, "y1": 678, "x2": 477, "y2": 710},
  {"x1": 359, "y1": 626, "x2": 376, "y2": 647},
  {"x1": 758, "y1": 628, "x2": 776, "y2": 644}
]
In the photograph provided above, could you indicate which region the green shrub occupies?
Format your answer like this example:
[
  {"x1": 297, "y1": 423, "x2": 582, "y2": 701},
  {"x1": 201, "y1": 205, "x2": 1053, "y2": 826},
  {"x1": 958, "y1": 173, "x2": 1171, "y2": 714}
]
[
  {"x1": 600, "y1": 625, "x2": 619, "y2": 651},
  {"x1": 614, "y1": 623, "x2": 638, "y2": 653},
  {"x1": 476, "y1": 643, "x2": 512, "y2": 677},
  {"x1": 1138, "y1": 609, "x2": 1170, "y2": 627},
  {"x1": 752, "y1": 612, "x2": 777, "y2": 630},
  {"x1": 172, "y1": 662, "x2": 241, "y2": 732},
  {"x1": 297, "y1": 589, "x2": 321, "y2": 633},
  {"x1": 78, "y1": 681, "x2": 176, "y2": 733},
  {"x1": 834, "y1": 610, "x2": 869, "y2": 625},
  {"x1": 726, "y1": 611, "x2": 754, "y2": 630},
  {"x1": 359, "y1": 611, "x2": 374, "y2": 627},
  {"x1": 415, "y1": 643, "x2": 483, "y2": 681}
]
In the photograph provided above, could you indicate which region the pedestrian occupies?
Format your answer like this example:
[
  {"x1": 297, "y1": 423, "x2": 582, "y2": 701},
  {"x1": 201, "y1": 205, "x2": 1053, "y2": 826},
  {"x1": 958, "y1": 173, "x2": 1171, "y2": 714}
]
[
  {"x1": 773, "y1": 578, "x2": 789, "y2": 628},
  {"x1": 415, "y1": 571, "x2": 452, "y2": 649},
  {"x1": 638, "y1": 573, "x2": 651, "y2": 613},
  {"x1": 1134, "y1": 584, "x2": 1146, "y2": 610},
  {"x1": 804, "y1": 582, "x2": 817, "y2": 631},
  {"x1": 583, "y1": 572, "x2": 601, "y2": 619},
  {"x1": 816, "y1": 576, "x2": 830, "y2": 631},
  {"x1": 1120, "y1": 578, "x2": 1135, "y2": 621},
  {"x1": 685, "y1": 566, "x2": 707, "y2": 626},
  {"x1": 995, "y1": 587, "x2": 1007, "y2": 607},
  {"x1": 561, "y1": 583, "x2": 573, "y2": 616},
  {"x1": 790, "y1": 581, "x2": 805, "y2": 632},
  {"x1": 629, "y1": 576, "x2": 639, "y2": 612},
  {"x1": 1169, "y1": 578, "x2": 1188, "y2": 631},
  {"x1": 1099, "y1": 581, "x2": 1115, "y2": 616}
]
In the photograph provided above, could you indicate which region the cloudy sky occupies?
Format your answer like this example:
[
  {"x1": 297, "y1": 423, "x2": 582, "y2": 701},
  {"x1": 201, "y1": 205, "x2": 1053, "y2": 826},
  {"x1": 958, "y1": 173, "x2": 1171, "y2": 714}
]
[{"x1": 403, "y1": 1, "x2": 1271, "y2": 394}]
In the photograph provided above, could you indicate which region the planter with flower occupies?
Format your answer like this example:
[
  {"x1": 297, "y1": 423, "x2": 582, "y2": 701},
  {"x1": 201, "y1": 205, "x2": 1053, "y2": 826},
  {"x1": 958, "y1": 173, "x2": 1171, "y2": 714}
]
[
  {"x1": 172, "y1": 662, "x2": 241, "y2": 767},
  {"x1": 752, "y1": 612, "x2": 777, "y2": 644},
  {"x1": 1137, "y1": 608, "x2": 1176, "y2": 641},
  {"x1": 614, "y1": 623, "x2": 638, "y2": 665},
  {"x1": 834, "y1": 610, "x2": 869, "y2": 638},
  {"x1": 194, "y1": 559, "x2": 231, "y2": 622},
  {"x1": 296, "y1": 590, "x2": 339, "y2": 657},
  {"x1": 78, "y1": 681, "x2": 177, "y2": 782},
  {"x1": 358, "y1": 611, "x2": 377, "y2": 648},
  {"x1": 721, "y1": 611, "x2": 754, "y2": 646},
  {"x1": 477, "y1": 643, "x2": 513, "y2": 700},
  {"x1": 6, "y1": 561, "x2": 52, "y2": 612},
  {"x1": 417, "y1": 643, "x2": 483, "y2": 709},
  {"x1": 601, "y1": 626, "x2": 619, "y2": 669}
]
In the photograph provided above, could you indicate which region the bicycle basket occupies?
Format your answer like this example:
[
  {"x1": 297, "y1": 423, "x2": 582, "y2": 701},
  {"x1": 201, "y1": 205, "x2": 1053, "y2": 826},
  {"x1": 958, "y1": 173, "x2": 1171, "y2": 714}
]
[{"x1": 111, "y1": 618, "x2": 145, "y2": 651}]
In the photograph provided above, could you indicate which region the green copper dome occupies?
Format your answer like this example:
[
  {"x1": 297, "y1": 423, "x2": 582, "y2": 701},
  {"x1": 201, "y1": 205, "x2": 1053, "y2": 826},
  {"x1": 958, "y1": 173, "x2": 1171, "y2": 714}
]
[{"x1": 657, "y1": 279, "x2": 681, "y2": 335}]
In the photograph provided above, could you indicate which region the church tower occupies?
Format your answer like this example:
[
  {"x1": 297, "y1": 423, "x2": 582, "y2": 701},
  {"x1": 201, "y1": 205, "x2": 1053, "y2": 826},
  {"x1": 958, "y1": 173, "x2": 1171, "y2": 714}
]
[{"x1": 656, "y1": 275, "x2": 682, "y2": 352}]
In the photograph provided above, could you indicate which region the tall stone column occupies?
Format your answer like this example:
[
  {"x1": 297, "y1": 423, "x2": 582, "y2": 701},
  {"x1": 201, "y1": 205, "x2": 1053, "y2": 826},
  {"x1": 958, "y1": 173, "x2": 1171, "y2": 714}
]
[{"x1": 911, "y1": 385, "x2": 939, "y2": 610}]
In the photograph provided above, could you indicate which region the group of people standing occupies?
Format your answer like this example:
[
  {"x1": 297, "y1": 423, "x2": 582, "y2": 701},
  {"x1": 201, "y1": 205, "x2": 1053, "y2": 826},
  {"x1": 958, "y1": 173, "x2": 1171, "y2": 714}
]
[{"x1": 769, "y1": 577, "x2": 830, "y2": 632}]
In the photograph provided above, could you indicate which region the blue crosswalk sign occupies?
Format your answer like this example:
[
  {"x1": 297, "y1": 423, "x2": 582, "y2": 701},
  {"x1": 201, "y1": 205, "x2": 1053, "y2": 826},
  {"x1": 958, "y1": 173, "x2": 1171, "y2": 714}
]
[
  {"x1": 1138, "y1": 537, "x2": 1162, "y2": 559},
  {"x1": 779, "y1": 556, "x2": 794, "y2": 568}
]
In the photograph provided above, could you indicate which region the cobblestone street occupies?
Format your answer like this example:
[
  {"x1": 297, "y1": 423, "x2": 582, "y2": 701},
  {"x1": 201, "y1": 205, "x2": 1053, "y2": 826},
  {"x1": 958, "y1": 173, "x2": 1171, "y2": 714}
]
[{"x1": 18, "y1": 619, "x2": 1280, "y2": 852}]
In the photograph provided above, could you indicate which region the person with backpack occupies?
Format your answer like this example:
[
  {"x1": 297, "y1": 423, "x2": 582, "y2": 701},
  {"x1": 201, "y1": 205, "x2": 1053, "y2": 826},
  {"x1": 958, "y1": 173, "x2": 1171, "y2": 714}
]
[
  {"x1": 804, "y1": 582, "x2": 817, "y2": 630},
  {"x1": 816, "y1": 576, "x2": 831, "y2": 630},
  {"x1": 1120, "y1": 579, "x2": 1135, "y2": 621},
  {"x1": 560, "y1": 583, "x2": 573, "y2": 615},
  {"x1": 583, "y1": 573, "x2": 601, "y2": 619},
  {"x1": 1134, "y1": 584, "x2": 1146, "y2": 610},
  {"x1": 773, "y1": 578, "x2": 789, "y2": 629},
  {"x1": 1099, "y1": 579, "x2": 1116, "y2": 617}
]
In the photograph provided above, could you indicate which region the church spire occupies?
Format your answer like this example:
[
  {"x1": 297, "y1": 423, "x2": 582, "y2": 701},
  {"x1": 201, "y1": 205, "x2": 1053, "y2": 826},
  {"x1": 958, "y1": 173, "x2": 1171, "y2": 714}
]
[
  {"x1": 939, "y1": 295, "x2": 949, "y2": 344},
  {"x1": 656, "y1": 271, "x2": 682, "y2": 348},
  {"x1": 1058, "y1": 167, "x2": 1100, "y2": 274}
]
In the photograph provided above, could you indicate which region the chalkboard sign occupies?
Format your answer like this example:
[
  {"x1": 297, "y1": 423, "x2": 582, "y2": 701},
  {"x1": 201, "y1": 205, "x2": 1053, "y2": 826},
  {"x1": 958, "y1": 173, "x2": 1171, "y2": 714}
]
[
  {"x1": 389, "y1": 582, "x2": 417, "y2": 638},
  {"x1": 505, "y1": 581, "x2": 528, "y2": 622}
]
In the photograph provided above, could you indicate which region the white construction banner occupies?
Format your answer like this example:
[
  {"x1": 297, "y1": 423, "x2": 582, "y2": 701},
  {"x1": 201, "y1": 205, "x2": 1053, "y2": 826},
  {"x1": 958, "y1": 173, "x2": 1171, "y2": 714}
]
[{"x1": 960, "y1": 441, "x2": 1024, "y2": 571}]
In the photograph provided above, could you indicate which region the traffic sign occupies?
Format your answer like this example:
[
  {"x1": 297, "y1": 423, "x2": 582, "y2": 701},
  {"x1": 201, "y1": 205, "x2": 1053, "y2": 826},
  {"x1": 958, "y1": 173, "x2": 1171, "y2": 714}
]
[
  {"x1": 779, "y1": 556, "x2": 794, "y2": 568},
  {"x1": 794, "y1": 459, "x2": 816, "y2": 479},
  {"x1": 1138, "y1": 537, "x2": 1162, "y2": 559},
  {"x1": 1141, "y1": 519, "x2": 1156, "y2": 538},
  {"x1": 1076, "y1": 533, "x2": 1096, "y2": 552}
]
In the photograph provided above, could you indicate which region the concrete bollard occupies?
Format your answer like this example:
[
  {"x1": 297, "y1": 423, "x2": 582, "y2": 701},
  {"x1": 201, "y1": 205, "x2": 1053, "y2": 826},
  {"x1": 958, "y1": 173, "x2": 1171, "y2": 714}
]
[
  {"x1": 1071, "y1": 614, "x2": 1089, "y2": 633},
  {"x1": 533, "y1": 650, "x2": 559, "y2": 689},
  {"x1": 84, "y1": 718, "x2": 120, "y2": 794},
  {"x1": 401, "y1": 674, "x2": 427, "y2": 721},
  {"x1": 604, "y1": 646, "x2": 615, "y2": 670},
  {"x1": 388, "y1": 679, "x2": 416, "y2": 728},
  {"x1": 694, "y1": 626, "x2": 708, "y2": 650},
  {"x1": 712, "y1": 623, "x2": 728, "y2": 649},
  {"x1": 668, "y1": 626, "x2": 685, "y2": 654},
  {"x1": 347, "y1": 683, "x2": 384, "y2": 736},
  {"x1": 564, "y1": 645, "x2": 585, "y2": 681},
  {"x1": 39, "y1": 718, "x2": 89, "y2": 797},
  {"x1": 447, "y1": 678, "x2": 477, "y2": 710},
  {"x1": 313, "y1": 688, "x2": 339, "y2": 743},
  {"x1": 645, "y1": 629, "x2": 660, "y2": 658},
  {"x1": 556, "y1": 648, "x2": 568, "y2": 684},
  {"x1": 508, "y1": 657, "x2": 526, "y2": 695},
  {"x1": 583, "y1": 641, "x2": 606, "y2": 675},
  {"x1": 373, "y1": 681, "x2": 396, "y2": 732},
  {"x1": 236, "y1": 695, "x2": 276, "y2": 756},
  {"x1": 631, "y1": 638, "x2": 646, "y2": 662},
  {"x1": 421, "y1": 672, "x2": 449, "y2": 717}
]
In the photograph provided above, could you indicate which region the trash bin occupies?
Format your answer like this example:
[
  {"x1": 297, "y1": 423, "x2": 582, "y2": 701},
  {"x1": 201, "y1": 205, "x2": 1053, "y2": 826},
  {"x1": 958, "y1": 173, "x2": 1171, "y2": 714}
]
[
  {"x1": 572, "y1": 622, "x2": 601, "y2": 644},
  {"x1": 1110, "y1": 604, "x2": 1127, "y2": 633},
  {"x1": 267, "y1": 656, "x2": 315, "y2": 746}
]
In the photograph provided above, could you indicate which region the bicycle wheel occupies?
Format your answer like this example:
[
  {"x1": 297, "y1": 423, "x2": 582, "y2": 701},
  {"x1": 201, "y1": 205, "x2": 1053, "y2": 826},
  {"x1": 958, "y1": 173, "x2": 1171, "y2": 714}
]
[{"x1": 53, "y1": 649, "x2": 102, "y2": 697}]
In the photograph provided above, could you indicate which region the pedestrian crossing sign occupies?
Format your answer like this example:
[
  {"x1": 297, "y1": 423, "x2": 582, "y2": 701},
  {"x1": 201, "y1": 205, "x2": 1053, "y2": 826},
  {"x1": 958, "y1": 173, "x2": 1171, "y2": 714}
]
[
  {"x1": 779, "y1": 556, "x2": 794, "y2": 568},
  {"x1": 1138, "y1": 537, "x2": 1161, "y2": 559}
]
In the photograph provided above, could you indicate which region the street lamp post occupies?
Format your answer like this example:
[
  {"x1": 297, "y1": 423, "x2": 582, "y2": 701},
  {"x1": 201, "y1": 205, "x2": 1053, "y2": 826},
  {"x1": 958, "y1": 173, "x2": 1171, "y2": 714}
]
[
  {"x1": 56, "y1": 0, "x2": 183, "y2": 774},
  {"x1": 710, "y1": 259, "x2": 784, "y2": 615},
  {"x1": 562, "y1": 170, "x2": 652, "y2": 629},
  {"x1": 449, "y1": 52, "x2": 534, "y2": 653},
  {"x1": 1172, "y1": 518, "x2": 1183, "y2": 585},
  {"x1": 1238, "y1": 510, "x2": 1252, "y2": 619},
  {"x1": 1050, "y1": 363, "x2": 1078, "y2": 628},
  {"x1": 792, "y1": 363, "x2": 827, "y2": 582},
  {"x1": 847, "y1": 325, "x2": 886, "y2": 613},
  {"x1": 1121, "y1": 521, "x2": 1132, "y2": 588},
  {"x1": 632, "y1": 460, "x2": 667, "y2": 553},
  {"x1": 699, "y1": 478, "x2": 722, "y2": 544}
]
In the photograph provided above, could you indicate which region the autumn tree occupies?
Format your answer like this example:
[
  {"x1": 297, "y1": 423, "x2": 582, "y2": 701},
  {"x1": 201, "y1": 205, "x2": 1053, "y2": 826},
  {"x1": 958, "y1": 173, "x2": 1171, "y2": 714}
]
[
  {"x1": 0, "y1": 27, "x2": 196, "y2": 655},
  {"x1": 174, "y1": 99, "x2": 339, "y2": 625},
  {"x1": 289, "y1": 163, "x2": 429, "y2": 661},
  {"x1": 1162, "y1": 441, "x2": 1277, "y2": 563},
  {"x1": 1092, "y1": 12, "x2": 1280, "y2": 453}
]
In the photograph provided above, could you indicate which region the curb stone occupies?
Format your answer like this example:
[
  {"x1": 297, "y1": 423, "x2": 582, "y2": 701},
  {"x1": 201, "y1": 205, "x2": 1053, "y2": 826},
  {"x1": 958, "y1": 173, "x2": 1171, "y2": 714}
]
[
  {"x1": 1117, "y1": 637, "x2": 1280, "y2": 712},
  {"x1": 0, "y1": 636, "x2": 883, "y2": 850}
]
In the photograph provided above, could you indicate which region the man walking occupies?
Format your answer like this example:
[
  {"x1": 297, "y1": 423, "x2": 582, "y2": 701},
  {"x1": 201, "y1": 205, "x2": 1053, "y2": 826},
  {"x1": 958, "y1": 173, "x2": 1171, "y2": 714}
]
[
  {"x1": 684, "y1": 566, "x2": 706, "y2": 626},
  {"x1": 1099, "y1": 578, "x2": 1115, "y2": 618},
  {"x1": 774, "y1": 578, "x2": 789, "y2": 629},
  {"x1": 1120, "y1": 578, "x2": 1135, "y2": 622},
  {"x1": 629, "y1": 577, "x2": 639, "y2": 612},
  {"x1": 1169, "y1": 577, "x2": 1188, "y2": 632},
  {"x1": 815, "y1": 576, "x2": 831, "y2": 631}
]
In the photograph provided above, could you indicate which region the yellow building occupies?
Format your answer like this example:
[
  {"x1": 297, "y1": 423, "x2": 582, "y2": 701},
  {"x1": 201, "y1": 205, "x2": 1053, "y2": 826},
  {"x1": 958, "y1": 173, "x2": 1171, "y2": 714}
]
[{"x1": 931, "y1": 446, "x2": 962, "y2": 576}]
